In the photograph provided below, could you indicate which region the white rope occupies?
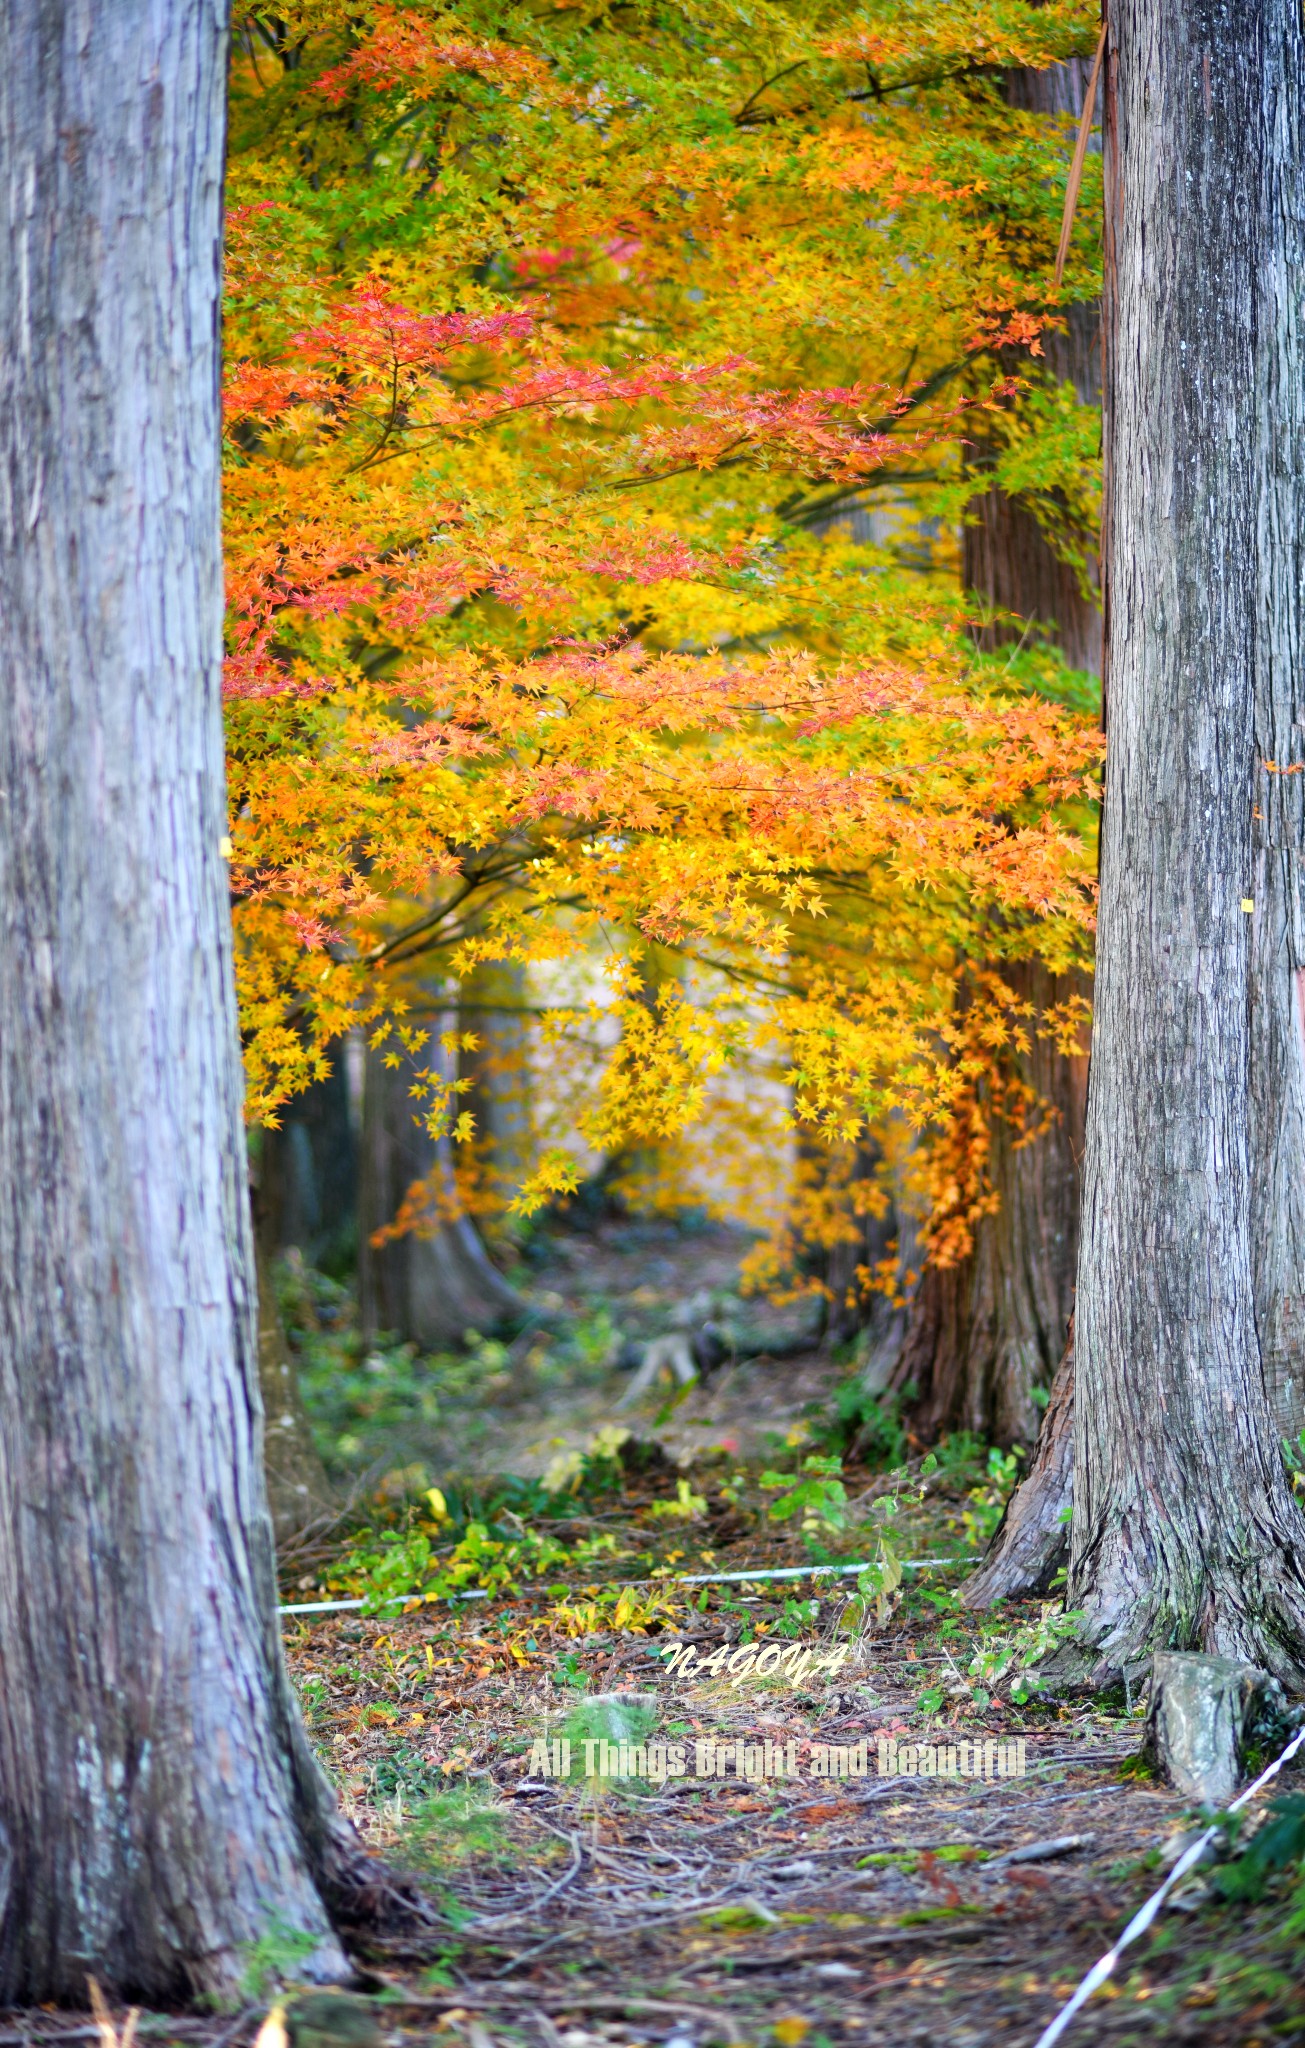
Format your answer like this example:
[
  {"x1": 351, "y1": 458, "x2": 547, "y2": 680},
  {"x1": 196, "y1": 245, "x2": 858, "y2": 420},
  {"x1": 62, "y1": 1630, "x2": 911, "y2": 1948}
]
[
  {"x1": 277, "y1": 1554, "x2": 965, "y2": 1615},
  {"x1": 1032, "y1": 1714, "x2": 1305, "y2": 2048}
]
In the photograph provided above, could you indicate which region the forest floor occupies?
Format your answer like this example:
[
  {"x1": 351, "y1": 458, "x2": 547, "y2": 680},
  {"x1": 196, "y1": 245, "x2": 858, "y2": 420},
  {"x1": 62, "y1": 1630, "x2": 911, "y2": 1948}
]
[{"x1": 12, "y1": 1217, "x2": 1304, "y2": 2048}]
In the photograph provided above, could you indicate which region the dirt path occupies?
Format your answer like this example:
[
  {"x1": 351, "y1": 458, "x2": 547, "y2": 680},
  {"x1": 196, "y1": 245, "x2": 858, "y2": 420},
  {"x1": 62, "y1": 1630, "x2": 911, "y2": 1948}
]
[
  {"x1": 276, "y1": 1601, "x2": 1304, "y2": 2048},
  {"x1": 9, "y1": 1221, "x2": 1299, "y2": 2048},
  {"x1": 267, "y1": 1215, "x2": 1305, "y2": 2048}
]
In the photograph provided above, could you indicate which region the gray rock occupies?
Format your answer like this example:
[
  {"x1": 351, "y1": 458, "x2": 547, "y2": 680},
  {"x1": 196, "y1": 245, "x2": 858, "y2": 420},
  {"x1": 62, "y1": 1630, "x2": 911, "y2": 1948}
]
[{"x1": 1145, "y1": 1651, "x2": 1288, "y2": 1807}]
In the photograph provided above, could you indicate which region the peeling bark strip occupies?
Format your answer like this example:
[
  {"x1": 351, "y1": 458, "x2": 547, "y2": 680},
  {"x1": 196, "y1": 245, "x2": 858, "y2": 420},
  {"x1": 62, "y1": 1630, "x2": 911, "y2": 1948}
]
[
  {"x1": 0, "y1": 0, "x2": 365, "y2": 2001},
  {"x1": 1072, "y1": 0, "x2": 1305, "y2": 1680}
]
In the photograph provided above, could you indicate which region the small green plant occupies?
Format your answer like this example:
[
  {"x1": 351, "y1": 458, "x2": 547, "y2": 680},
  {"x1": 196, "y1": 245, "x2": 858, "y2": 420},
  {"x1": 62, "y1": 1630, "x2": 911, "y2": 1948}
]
[
  {"x1": 759, "y1": 1455, "x2": 848, "y2": 1540},
  {"x1": 960, "y1": 1445, "x2": 1025, "y2": 1546},
  {"x1": 294, "y1": 1674, "x2": 328, "y2": 1727},
  {"x1": 239, "y1": 1914, "x2": 328, "y2": 2001},
  {"x1": 400, "y1": 1785, "x2": 511, "y2": 1870},
  {"x1": 1283, "y1": 1429, "x2": 1305, "y2": 1495},
  {"x1": 1214, "y1": 1794, "x2": 1305, "y2": 1915},
  {"x1": 561, "y1": 1692, "x2": 659, "y2": 1749},
  {"x1": 967, "y1": 1603, "x2": 1083, "y2": 1705},
  {"x1": 560, "y1": 1692, "x2": 661, "y2": 1779},
  {"x1": 774, "y1": 1595, "x2": 820, "y2": 1638},
  {"x1": 816, "y1": 1380, "x2": 907, "y2": 1468},
  {"x1": 336, "y1": 1509, "x2": 618, "y2": 1615},
  {"x1": 648, "y1": 1477, "x2": 708, "y2": 1520},
  {"x1": 370, "y1": 1744, "x2": 443, "y2": 1802},
  {"x1": 932, "y1": 1432, "x2": 990, "y2": 1486},
  {"x1": 846, "y1": 1490, "x2": 908, "y2": 1627}
]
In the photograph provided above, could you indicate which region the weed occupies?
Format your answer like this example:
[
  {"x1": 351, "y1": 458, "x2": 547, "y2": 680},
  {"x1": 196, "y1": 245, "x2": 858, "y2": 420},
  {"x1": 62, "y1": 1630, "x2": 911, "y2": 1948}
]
[
  {"x1": 239, "y1": 1915, "x2": 328, "y2": 2002},
  {"x1": 335, "y1": 1508, "x2": 618, "y2": 1615},
  {"x1": 552, "y1": 1649, "x2": 589, "y2": 1689},
  {"x1": 967, "y1": 1604, "x2": 1083, "y2": 1705},
  {"x1": 775, "y1": 1596, "x2": 821, "y2": 1638},
  {"x1": 546, "y1": 1583, "x2": 681, "y2": 1637},
  {"x1": 369, "y1": 1743, "x2": 443, "y2": 1801},
  {"x1": 759, "y1": 1455, "x2": 848, "y2": 1542},
  {"x1": 958, "y1": 1449, "x2": 1022, "y2": 1546},
  {"x1": 400, "y1": 1784, "x2": 511, "y2": 1870},
  {"x1": 294, "y1": 1674, "x2": 328, "y2": 1727},
  {"x1": 560, "y1": 1692, "x2": 660, "y2": 1754},
  {"x1": 1214, "y1": 1794, "x2": 1305, "y2": 1907},
  {"x1": 815, "y1": 1380, "x2": 908, "y2": 1468},
  {"x1": 648, "y1": 1477, "x2": 709, "y2": 1520}
]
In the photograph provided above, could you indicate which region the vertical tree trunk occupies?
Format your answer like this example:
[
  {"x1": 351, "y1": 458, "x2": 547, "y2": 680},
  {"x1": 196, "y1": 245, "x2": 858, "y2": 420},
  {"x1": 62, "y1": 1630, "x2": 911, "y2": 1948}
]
[
  {"x1": 252, "y1": 1060, "x2": 353, "y2": 1538},
  {"x1": 1070, "y1": 0, "x2": 1305, "y2": 1681},
  {"x1": 959, "y1": 1327, "x2": 1074, "y2": 1608},
  {"x1": 359, "y1": 1021, "x2": 523, "y2": 1347},
  {"x1": 255, "y1": 1234, "x2": 337, "y2": 1543},
  {"x1": 891, "y1": 961, "x2": 1089, "y2": 1448},
  {"x1": 457, "y1": 960, "x2": 533, "y2": 1231},
  {"x1": 259, "y1": 1060, "x2": 358, "y2": 1271},
  {"x1": 0, "y1": 0, "x2": 364, "y2": 1999},
  {"x1": 892, "y1": 46, "x2": 1100, "y2": 1450}
]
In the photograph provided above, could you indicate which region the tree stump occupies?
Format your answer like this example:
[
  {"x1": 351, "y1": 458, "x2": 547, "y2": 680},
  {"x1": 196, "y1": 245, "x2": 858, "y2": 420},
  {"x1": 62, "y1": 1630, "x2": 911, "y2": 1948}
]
[{"x1": 1144, "y1": 1651, "x2": 1290, "y2": 1807}]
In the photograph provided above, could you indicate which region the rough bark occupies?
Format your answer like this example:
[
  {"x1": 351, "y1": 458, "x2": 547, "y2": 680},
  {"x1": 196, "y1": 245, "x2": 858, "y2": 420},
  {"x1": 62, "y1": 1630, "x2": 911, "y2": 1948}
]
[
  {"x1": 457, "y1": 960, "x2": 533, "y2": 1229},
  {"x1": 259, "y1": 1061, "x2": 358, "y2": 1271},
  {"x1": 893, "y1": 46, "x2": 1099, "y2": 1449},
  {"x1": 1070, "y1": 0, "x2": 1305, "y2": 1682},
  {"x1": 253, "y1": 1060, "x2": 353, "y2": 1535},
  {"x1": 359, "y1": 1025, "x2": 523, "y2": 1347},
  {"x1": 0, "y1": 0, "x2": 371, "y2": 2000},
  {"x1": 959, "y1": 1327, "x2": 1073, "y2": 1608},
  {"x1": 255, "y1": 1235, "x2": 337, "y2": 1544},
  {"x1": 891, "y1": 960, "x2": 1088, "y2": 1449}
]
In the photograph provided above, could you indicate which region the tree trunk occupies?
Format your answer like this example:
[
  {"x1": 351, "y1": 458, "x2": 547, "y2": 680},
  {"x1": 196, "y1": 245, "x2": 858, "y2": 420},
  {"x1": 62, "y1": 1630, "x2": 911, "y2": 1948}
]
[
  {"x1": 1070, "y1": 0, "x2": 1305, "y2": 1683},
  {"x1": 457, "y1": 960, "x2": 533, "y2": 1235},
  {"x1": 890, "y1": 960, "x2": 1088, "y2": 1449},
  {"x1": 255, "y1": 1235, "x2": 337, "y2": 1544},
  {"x1": 359, "y1": 1024, "x2": 523, "y2": 1347},
  {"x1": 892, "y1": 46, "x2": 1100, "y2": 1449},
  {"x1": 259, "y1": 1060, "x2": 358, "y2": 1271},
  {"x1": 0, "y1": 0, "x2": 367, "y2": 1999},
  {"x1": 608, "y1": 942, "x2": 685, "y2": 1212},
  {"x1": 253, "y1": 1058, "x2": 353, "y2": 1536},
  {"x1": 960, "y1": 1327, "x2": 1074, "y2": 1608}
]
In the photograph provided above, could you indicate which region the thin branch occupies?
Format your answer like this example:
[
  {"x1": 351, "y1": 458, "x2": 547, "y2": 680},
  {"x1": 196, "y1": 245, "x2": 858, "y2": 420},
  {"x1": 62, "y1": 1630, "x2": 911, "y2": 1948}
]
[
  {"x1": 1054, "y1": 23, "x2": 1108, "y2": 286},
  {"x1": 733, "y1": 61, "x2": 809, "y2": 126}
]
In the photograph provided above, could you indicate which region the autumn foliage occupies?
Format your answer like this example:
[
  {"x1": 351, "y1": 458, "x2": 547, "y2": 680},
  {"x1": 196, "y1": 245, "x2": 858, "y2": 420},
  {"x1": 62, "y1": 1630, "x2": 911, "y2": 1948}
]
[{"x1": 223, "y1": 1, "x2": 1103, "y2": 1292}]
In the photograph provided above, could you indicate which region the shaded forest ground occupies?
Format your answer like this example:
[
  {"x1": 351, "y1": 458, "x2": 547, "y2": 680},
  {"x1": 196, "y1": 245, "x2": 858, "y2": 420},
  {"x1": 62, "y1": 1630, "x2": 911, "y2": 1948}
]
[{"x1": 12, "y1": 1217, "x2": 1305, "y2": 2047}]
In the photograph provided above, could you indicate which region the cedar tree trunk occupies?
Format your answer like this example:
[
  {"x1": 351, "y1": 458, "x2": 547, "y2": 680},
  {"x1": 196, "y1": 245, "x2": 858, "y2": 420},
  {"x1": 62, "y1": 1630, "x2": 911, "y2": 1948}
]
[
  {"x1": 891, "y1": 960, "x2": 1088, "y2": 1448},
  {"x1": 255, "y1": 1234, "x2": 337, "y2": 1544},
  {"x1": 893, "y1": 46, "x2": 1099, "y2": 1449},
  {"x1": 0, "y1": 0, "x2": 366, "y2": 1999},
  {"x1": 259, "y1": 1060, "x2": 358, "y2": 1271},
  {"x1": 1070, "y1": 0, "x2": 1305, "y2": 1681},
  {"x1": 360, "y1": 1024, "x2": 522, "y2": 1347},
  {"x1": 457, "y1": 960, "x2": 533, "y2": 1229}
]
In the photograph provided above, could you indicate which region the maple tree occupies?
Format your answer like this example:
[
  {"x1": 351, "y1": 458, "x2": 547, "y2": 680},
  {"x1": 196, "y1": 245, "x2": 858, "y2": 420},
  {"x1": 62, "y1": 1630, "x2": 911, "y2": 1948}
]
[{"x1": 223, "y1": 2, "x2": 1104, "y2": 1350}]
